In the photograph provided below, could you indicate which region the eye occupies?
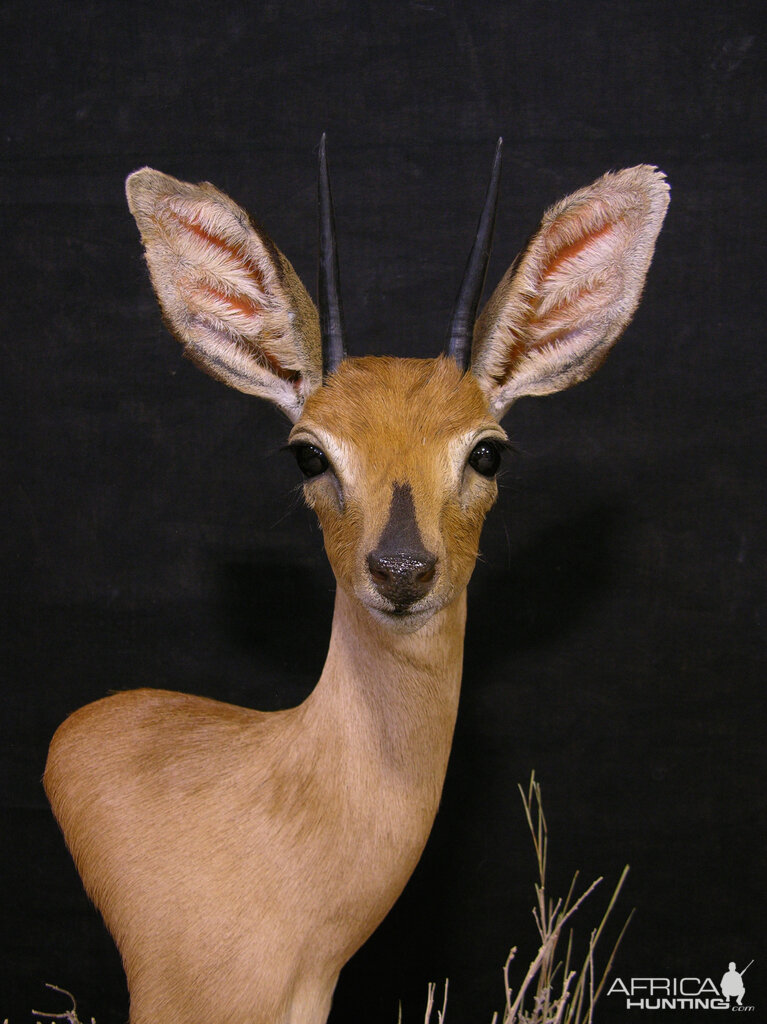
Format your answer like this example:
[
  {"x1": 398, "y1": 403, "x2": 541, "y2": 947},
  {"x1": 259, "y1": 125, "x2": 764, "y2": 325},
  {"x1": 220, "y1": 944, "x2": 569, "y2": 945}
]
[
  {"x1": 291, "y1": 443, "x2": 329, "y2": 479},
  {"x1": 467, "y1": 439, "x2": 503, "y2": 478}
]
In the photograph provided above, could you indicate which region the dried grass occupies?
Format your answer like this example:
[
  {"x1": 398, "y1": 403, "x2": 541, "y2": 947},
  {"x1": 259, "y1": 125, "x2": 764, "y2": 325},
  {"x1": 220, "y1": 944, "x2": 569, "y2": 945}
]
[
  {"x1": 417, "y1": 773, "x2": 631, "y2": 1024},
  {"x1": 3, "y1": 983, "x2": 96, "y2": 1024}
]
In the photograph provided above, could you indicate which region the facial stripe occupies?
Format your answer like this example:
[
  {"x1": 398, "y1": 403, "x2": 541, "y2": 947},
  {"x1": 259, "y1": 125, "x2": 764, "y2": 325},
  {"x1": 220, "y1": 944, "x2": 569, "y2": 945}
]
[{"x1": 376, "y1": 482, "x2": 426, "y2": 557}]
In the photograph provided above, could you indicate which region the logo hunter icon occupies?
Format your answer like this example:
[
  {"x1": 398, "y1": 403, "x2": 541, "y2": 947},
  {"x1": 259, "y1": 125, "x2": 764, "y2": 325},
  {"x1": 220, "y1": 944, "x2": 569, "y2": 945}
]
[{"x1": 720, "y1": 960, "x2": 753, "y2": 1005}]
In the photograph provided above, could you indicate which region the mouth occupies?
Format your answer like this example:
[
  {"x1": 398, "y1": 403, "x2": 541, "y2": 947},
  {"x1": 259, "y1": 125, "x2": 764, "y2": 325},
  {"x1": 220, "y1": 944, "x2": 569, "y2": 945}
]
[{"x1": 365, "y1": 601, "x2": 440, "y2": 632}]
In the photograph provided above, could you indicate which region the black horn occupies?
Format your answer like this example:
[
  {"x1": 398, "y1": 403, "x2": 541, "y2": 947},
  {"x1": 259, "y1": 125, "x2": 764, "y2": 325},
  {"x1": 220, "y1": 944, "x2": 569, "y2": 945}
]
[
  {"x1": 318, "y1": 134, "x2": 347, "y2": 376},
  {"x1": 446, "y1": 138, "x2": 503, "y2": 371}
]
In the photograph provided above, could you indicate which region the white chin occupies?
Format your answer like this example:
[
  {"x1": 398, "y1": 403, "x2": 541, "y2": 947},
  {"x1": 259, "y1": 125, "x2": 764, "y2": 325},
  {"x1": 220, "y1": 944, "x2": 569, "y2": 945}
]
[{"x1": 365, "y1": 604, "x2": 439, "y2": 634}]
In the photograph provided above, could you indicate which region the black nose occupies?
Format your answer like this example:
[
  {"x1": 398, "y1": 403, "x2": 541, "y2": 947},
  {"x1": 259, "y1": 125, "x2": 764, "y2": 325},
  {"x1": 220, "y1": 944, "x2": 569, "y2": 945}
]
[{"x1": 367, "y1": 549, "x2": 438, "y2": 610}]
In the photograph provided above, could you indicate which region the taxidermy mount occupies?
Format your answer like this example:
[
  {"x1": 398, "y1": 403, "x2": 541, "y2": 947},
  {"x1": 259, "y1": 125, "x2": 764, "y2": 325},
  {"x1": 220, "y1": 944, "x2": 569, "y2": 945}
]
[{"x1": 45, "y1": 137, "x2": 668, "y2": 1024}]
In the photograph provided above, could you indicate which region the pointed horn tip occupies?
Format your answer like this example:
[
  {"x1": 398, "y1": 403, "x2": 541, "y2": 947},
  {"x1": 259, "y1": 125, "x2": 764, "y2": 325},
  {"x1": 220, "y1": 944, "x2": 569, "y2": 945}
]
[
  {"x1": 317, "y1": 132, "x2": 347, "y2": 371},
  {"x1": 445, "y1": 138, "x2": 504, "y2": 370}
]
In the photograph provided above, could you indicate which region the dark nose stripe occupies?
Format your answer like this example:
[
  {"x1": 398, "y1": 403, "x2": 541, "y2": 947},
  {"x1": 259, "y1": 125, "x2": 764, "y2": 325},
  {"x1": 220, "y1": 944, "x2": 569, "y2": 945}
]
[{"x1": 367, "y1": 483, "x2": 438, "y2": 610}]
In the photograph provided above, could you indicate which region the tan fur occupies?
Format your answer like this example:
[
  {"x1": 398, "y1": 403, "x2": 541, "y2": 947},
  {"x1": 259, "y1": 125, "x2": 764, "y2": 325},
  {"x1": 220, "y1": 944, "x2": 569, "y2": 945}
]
[
  {"x1": 46, "y1": 161, "x2": 668, "y2": 1024},
  {"x1": 46, "y1": 588, "x2": 466, "y2": 1024},
  {"x1": 293, "y1": 357, "x2": 502, "y2": 623}
]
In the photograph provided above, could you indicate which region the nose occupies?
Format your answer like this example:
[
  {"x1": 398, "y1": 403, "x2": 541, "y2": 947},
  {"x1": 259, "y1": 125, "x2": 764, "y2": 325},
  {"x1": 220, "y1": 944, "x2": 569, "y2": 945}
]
[{"x1": 367, "y1": 549, "x2": 438, "y2": 611}]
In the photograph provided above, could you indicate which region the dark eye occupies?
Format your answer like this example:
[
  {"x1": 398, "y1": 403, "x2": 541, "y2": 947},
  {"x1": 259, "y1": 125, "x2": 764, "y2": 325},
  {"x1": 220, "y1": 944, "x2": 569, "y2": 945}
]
[
  {"x1": 291, "y1": 443, "x2": 329, "y2": 479},
  {"x1": 468, "y1": 439, "x2": 502, "y2": 478}
]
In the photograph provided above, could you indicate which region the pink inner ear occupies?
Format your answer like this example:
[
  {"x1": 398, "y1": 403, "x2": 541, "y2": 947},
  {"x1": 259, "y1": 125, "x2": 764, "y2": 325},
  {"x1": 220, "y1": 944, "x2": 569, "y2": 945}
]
[
  {"x1": 164, "y1": 205, "x2": 275, "y2": 319},
  {"x1": 171, "y1": 209, "x2": 259, "y2": 268},
  {"x1": 527, "y1": 216, "x2": 625, "y2": 343},
  {"x1": 492, "y1": 218, "x2": 622, "y2": 386},
  {"x1": 541, "y1": 220, "x2": 616, "y2": 280},
  {"x1": 187, "y1": 281, "x2": 303, "y2": 387},
  {"x1": 195, "y1": 282, "x2": 265, "y2": 318},
  {"x1": 156, "y1": 206, "x2": 303, "y2": 388},
  {"x1": 164, "y1": 206, "x2": 269, "y2": 296}
]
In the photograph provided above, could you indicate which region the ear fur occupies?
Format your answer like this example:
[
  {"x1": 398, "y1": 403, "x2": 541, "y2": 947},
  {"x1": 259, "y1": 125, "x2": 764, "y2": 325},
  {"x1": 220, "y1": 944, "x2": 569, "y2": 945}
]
[
  {"x1": 126, "y1": 168, "x2": 323, "y2": 422},
  {"x1": 471, "y1": 166, "x2": 669, "y2": 420}
]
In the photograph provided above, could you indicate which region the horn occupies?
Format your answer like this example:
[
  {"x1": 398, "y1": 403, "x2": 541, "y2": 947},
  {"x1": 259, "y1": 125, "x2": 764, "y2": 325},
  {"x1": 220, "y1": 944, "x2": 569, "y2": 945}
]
[
  {"x1": 318, "y1": 134, "x2": 347, "y2": 376},
  {"x1": 446, "y1": 138, "x2": 503, "y2": 370}
]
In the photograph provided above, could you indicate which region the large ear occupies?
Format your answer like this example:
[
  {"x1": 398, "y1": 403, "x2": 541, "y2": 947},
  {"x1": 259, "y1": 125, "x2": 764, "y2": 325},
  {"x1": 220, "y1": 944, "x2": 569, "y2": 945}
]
[
  {"x1": 470, "y1": 166, "x2": 669, "y2": 420},
  {"x1": 126, "y1": 168, "x2": 322, "y2": 422}
]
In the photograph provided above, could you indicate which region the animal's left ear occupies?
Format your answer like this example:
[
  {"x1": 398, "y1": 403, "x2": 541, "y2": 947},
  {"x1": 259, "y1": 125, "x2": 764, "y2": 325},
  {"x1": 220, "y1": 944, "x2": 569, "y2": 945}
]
[{"x1": 470, "y1": 166, "x2": 669, "y2": 420}]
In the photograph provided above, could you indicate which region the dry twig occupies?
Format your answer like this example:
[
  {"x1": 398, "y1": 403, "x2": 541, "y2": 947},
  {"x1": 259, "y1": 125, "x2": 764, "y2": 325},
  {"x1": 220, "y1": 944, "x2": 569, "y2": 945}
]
[
  {"x1": 31, "y1": 984, "x2": 95, "y2": 1024},
  {"x1": 420, "y1": 773, "x2": 631, "y2": 1024}
]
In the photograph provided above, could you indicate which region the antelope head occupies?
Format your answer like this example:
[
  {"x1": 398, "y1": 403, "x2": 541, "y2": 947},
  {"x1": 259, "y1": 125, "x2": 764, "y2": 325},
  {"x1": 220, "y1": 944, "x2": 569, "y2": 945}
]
[{"x1": 126, "y1": 139, "x2": 668, "y2": 634}]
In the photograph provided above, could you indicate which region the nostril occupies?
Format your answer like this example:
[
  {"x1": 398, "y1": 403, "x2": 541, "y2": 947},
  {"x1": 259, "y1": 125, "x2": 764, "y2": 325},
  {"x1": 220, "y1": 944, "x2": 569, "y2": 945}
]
[
  {"x1": 416, "y1": 562, "x2": 436, "y2": 584},
  {"x1": 367, "y1": 554, "x2": 391, "y2": 585}
]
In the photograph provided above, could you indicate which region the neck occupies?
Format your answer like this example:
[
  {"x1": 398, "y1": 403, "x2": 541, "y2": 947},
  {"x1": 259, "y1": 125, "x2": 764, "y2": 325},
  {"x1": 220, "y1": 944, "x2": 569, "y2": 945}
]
[{"x1": 305, "y1": 587, "x2": 467, "y2": 796}]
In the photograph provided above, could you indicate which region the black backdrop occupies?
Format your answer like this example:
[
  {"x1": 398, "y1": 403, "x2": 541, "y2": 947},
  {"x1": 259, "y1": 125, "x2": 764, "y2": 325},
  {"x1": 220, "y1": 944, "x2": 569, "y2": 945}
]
[{"x1": 2, "y1": 2, "x2": 764, "y2": 1022}]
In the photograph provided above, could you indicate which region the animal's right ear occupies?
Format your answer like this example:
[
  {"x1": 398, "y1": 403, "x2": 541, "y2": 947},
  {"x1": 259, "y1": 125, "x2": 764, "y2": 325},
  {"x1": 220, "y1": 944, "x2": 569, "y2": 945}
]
[{"x1": 126, "y1": 168, "x2": 323, "y2": 422}]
